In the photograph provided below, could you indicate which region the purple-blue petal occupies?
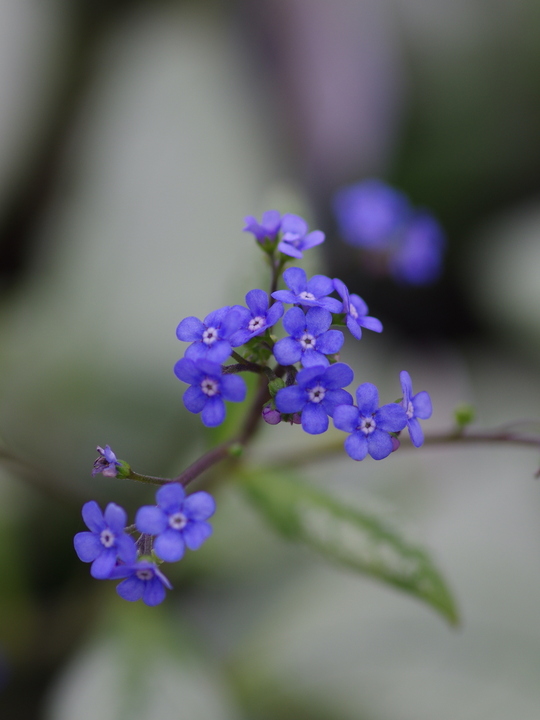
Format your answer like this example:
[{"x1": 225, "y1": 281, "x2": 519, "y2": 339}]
[
  {"x1": 183, "y1": 521, "x2": 213, "y2": 550},
  {"x1": 301, "y1": 403, "x2": 329, "y2": 434},
  {"x1": 204, "y1": 306, "x2": 230, "y2": 327},
  {"x1": 344, "y1": 432, "x2": 368, "y2": 461},
  {"x1": 281, "y1": 213, "x2": 308, "y2": 236},
  {"x1": 306, "y1": 274, "x2": 334, "y2": 298},
  {"x1": 346, "y1": 315, "x2": 362, "y2": 340},
  {"x1": 359, "y1": 316, "x2": 383, "y2": 333},
  {"x1": 282, "y1": 306, "x2": 307, "y2": 337},
  {"x1": 116, "y1": 576, "x2": 145, "y2": 602},
  {"x1": 333, "y1": 404, "x2": 360, "y2": 433},
  {"x1": 201, "y1": 396, "x2": 226, "y2": 427},
  {"x1": 265, "y1": 301, "x2": 284, "y2": 327},
  {"x1": 74, "y1": 531, "x2": 102, "y2": 562},
  {"x1": 413, "y1": 391, "x2": 432, "y2": 419},
  {"x1": 375, "y1": 403, "x2": 408, "y2": 432},
  {"x1": 304, "y1": 307, "x2": 332, "y2": 336},
  {"x1": 318, "y1": 297, "x2": 343, "y2": 313},
  {"x1": 183, "y1": 491, "x2": 216, "y2": 520},
  {"x1": 275, "y1": 385, "x2": 307, "y2": 414},
  {"x1": 103, "y1": 503, "x2": 127, "y2": 534},
  {"x1": 315, "y1": 330, "x2": 344, "y2": 355},
  {"x1": 220, "y1": 374, "x2": 247, "y2": 402},
  {"x1": 135, "y1": 505, "x2": 168, "y2": 535},
  {"x1": 399, "y1": 370, "x2": 413, "y2": 402},
  {"x1": 350, "y1": 294, "x2": 369, "y2": 317},
  {"x1": 322, "y1": 362, "x2": 354, "y2": 390},
  {"x1": 302, "y1": 230, "x2": 325, "y2": 249},
  {"x1": 301, "y1": 349, "x2": 329, "y2": 368},
  {"x1": 355, "y1": 383, "x2": 379, "y2": 415},
  {"x1": 183, "y1": 385, "x2": 208, "y2": 414},
  {"x1": 116, "y1": 533, "x2": 137, "y2": 564},
  {"x1": 81, "y1": 501, "x2": 105, "y2": 533},
  {"x1": 154, "y1": 528, "x2": 185, "y2": 562},
  {"x1": 273, "y1": 337, "x2": 302, "y2": 366},
  {"x1": 278, "y1": 241, "x2": 304, "y2": 259},
  {"x1": 176, "y1": 316, "x2": 205, "y2": 342},
  {"x1": 156, "y1": 482, "x2": 185, "y2": 512},
  {"x1": 90, "y1": 548, "x2": 117, "y2": 579},
  {"x1": 296, "y1": 365, "x2": 326, "y2": 388},
  {"x1": 367, "y1": 429, "x2": 394, "y2": 460},
  {"x1": 245, "y1": 289, "x2": 269, "y2": 316},
  {"x1": 174, "y1": 357, "x2": 202, "y2": 385},
  {"x1": 283, "y1": 267, "x2": 307, "y2": 294},
  {"x1": 408, "y1": 417, "x2": 425, "y2": 447},
  {"x1": 322, "y1": 388, "x2": 353, "y2": 415},
  {"x1": 205, "y1": 340, "x2": 233, "y2": 364},
  {"x1": 142, "y1": 577, "x2": 167, "y2": 606},
  {"x1": 220, "y1": 309, "x2": 245, "y2": 338}
]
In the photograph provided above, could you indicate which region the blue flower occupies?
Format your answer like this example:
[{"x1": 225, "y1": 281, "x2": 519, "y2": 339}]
[
  {"x1": 243, "y1": 210, "x2": 282, "y2": 243},
  {"x1": 333, "y1": 279, "x2": 383, "y2": 340},
  {"x1": 74, "y1": 501, "x2": 137, "y2": 579},
  {"x1": 271, "y1": 267, "x2": 343, "y2": 313},
  {"x1": 334, "y1": 179, "x2": 410, "y2": 249},
  {"x1": 400, "y1": 370, "x2": 432, "y2": 447},
  {"x1": 273, "y1": 306, "x2": 344, "y2": 368},
  {"x1": 174, "y1": 357, "x2": 246, "y2": 427},
  {"x1": 275, "y1": 363, "x2": 354, "y2": 434},
  {"x1": 229, "y1": 289, "x2": 284, "y2": 346},
  {"x1": 135, "y1": 483, "x2": 215, "y2": 562},
  {"x1": 277, "y1": 214, "x2": 325, "y2": 259},
  {"x1": 92, "y1": 445, "x2": 120, "y2": 477},
  {"x1": 390, "y1": 212, "x2": 445, "y2": 285},
  {"x1": 176, "y1": 307, "x2": 244, "y2": 364},
  {"x1": 110, "y1": 560, "x2": 172, "y2": 606},
  {"x1": 333, "y1": 383, "x2": 407, "y2": 460}
]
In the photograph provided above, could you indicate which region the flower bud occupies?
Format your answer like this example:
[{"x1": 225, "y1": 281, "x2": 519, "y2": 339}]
[{"x1": 262, "y1": 406, "x2": 282, "y2": 425}]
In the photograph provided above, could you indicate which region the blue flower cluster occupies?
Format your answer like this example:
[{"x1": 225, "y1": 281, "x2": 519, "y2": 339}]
[
  {"x1": 333, "y1": 179, "x2": 445, "y2": 285},
  {"x1": 173, "y1": 211, "x2": 432, "y2": 460},
  {"x1": 74, "y1": 480, "x2": 215, "y2": 606}
]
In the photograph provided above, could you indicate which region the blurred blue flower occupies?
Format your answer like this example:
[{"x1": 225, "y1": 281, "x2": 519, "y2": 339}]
[
  {"x1": 390, "y1": 212, "x2": 445, "y2": 285},
  {"x1": 278, "y1": 213, "x2": 325, "y2": 258},
  {"x1": 136, "y1": 483, "x2": 215, "y2": 562},
  {"x1": 243, "y1": 210, "x2": 282, "y2": 243},
  {"x1": 334, "y1": 383, "x2": 407, "y2": 460},
  {"x1": 74, "y1": 501, "x2": 137, "y2": 579}
]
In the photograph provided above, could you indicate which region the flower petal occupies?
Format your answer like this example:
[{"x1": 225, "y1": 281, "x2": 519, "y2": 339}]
[
  {"x1": 220, "y1": 374, "x2": 247, "y2": 403},
  {"x1": 135, "y1": 506, "x2": 168, "y2": 535},
  {"x1": 116, "y1": 534, "x2": 137, "y2": 564},
  {"x1": 322, "y1": 389, "x2": 353, "y2": 415},
  {"x1": 301, "y1": 350, "x2": 329, "y2": 368},
  {"x1": 183, "y1": 491, "x2": 216, "y2": 520},
  {"x1": 174, "y1": 357, "x2": 201, "y2": 385},
  {"x1": 156, "y1": 482, "x2": 185, "y2": 512},
  {"x1": 273, "y1": 337, "x2": 302, "y2": 366},
  {"x1": 182, "y1": 385, "x2": 207, "y2": 414},
  {"x1": 116, "y1": 576, "x2": 144, "y2": 602},
  {"x1": 90, "y1": 548, "x2": 118, "y2": 579},
  {"x1": 103, "y1": 503, "x2": 127, "y2": 534},
  {"x1": 74, "y1": 532, "x2": 102, "y2": 562},
  {"x1": 183, "y1": 520, "x2": 213, "y2": 550},
  {"x1": 333, "y1": 405, "x2": 360, "y2": 433},
  {"x1": 283, "y1": 267, "x2": 307, "y2": 294},
  {"x1": 301, "y1": 403, "x2": 329, "y2": 434},
  {"x1": 245, "y1": 289, "x2": 268, "y2": 316},
  {"x1": 176, "y1": 316, "x2": 205, "y2": 342},
  {"x1": 315, "y1": 330, "x2": 344, "y2": 355},
  {"x1": 344, "y1": 432, "x2": 368, "y2": 461},
  {"x1": 322, "y1": 362, "x2": 354, "y2": 390},
  {"x1": 408, "y1": 417, "x2": 425, "y2": 447},
  {"x1": 399, "y1": 370, "x2": 413, "y2": 402},
  {"x1": 305, "y1": 307, "x2": 332, "y2": 336},
  {"x1": 275, "y1": 385, "x2": 306, "y2": 414},
  {"x1": 142, "y1": 577, "x2": 167, "y2": 606},
  {"x1": 201, "y1": 396, "x2": 226, "y2": 427},
  {"x1": 375, "y1": 403, "x2": 408, "y2": 432},
  {"x1": 154, "y1": 528, "x2": 185, "y2": 562},
  {"x1": 81, "y1": 501, "x2": 105, "y2": 533},
  {"x1": 413, "y1": 391, "x2": 432, "y2": 419},
  {"x1": 355, "y1": 383, "x2": 379, "y2": 415},
  {"x1": 367, "y1": 429, "x2": 394, "y2": 460},
  {"x1": 282, "y1": 306, "x2": 307, "y2": 337}
]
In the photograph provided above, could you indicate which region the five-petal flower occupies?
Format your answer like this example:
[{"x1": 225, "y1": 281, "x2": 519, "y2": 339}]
[
  {"x1": 277, "y1": 214, "x2": 325, "y2": 259},
  {"x1": 243, "y1": 210, "x2": 282, "y2": 244},
  {"x1": 271, "y1": 267, "x2": 343, "y2": 313},
  {"x1": 333, "y1": 279, "x2": 383, "y2": 340},
  {"x1": 135, "y1": 483, "x2": 215, "y2": 562},
  {"x1": 275, "y1": 363, "x2": 353, "y2": 434},
  {"x1": 333, "y1": 383, "x2": 407, "y2": 460},
  {"x1": 273, "y1": 306, "x2": 343, "y2": 368},
  {"x1": 229, "y1": 289, "x2": 284, "y2": 346},
  {"x1": 110, "y1": 560, "x2": 173, "y2": 606},
  {"x1": 73, "y1": 501, "x2": 137, "y2": 579},
  {"x1": 176, "y1": 306, "x2": 244, "y2": 364}
]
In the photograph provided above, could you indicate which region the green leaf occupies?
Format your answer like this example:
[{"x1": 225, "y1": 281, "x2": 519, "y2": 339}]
[{"x1": 238, "y1": 468, "x2": 459, "y2": 625}]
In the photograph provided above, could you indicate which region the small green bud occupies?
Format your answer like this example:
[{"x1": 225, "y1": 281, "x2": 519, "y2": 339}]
[
  {"x1": 115, "y1": 460, "x2": 132, "y2": 479},
  {"x1": 454, "y1": 404, "x2": 475, "y2": 429},
  {"x1": 228, "y1": 443, "x2": 243, "y2": 458},
  {"x1": 268, "y1": 378, "x2": 286, "y2": 397}
]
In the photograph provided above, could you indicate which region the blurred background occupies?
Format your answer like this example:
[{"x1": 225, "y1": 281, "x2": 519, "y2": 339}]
[{"x1": 2, "y1": 0, "x2": 540, "y2": 717}]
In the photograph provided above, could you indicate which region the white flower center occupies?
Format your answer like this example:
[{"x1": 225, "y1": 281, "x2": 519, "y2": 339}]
[
  {"x1": 360, "y1": 417, "x2": 376, "y2": 435},
  {"x1": 300, "y1": 333, "x2": 316, "y2": 350},
  {"x1": 100, "y1": 529, "x2": 115, "y2": 548},
  {"x1": 201, "y1": 378, "x2": 219, "y2": 396},
  {"x1": 248, "y1": 316, "x2": 266, "y2": 332},
  {"x1": 136, "y1": 569, "x2": 154, "y2": 581},
  {"x1": 307, "y1": 384, "x2": 326, "y2": 403},
  {"x1": 202, "y1": 327, "x2": 218, "y2": 345},
  {"x1": 349, "y1": 304, "x2": 358, "y2": 319},
  {"x1": 169, "y1": 512, "x2": 188, "y2": 530},
  {"x1": 406, "y1": 400, "x2": 414, "y2": 419},
  {"x1": 299, "y1": 291, "x2": 316, "y2": 301}
]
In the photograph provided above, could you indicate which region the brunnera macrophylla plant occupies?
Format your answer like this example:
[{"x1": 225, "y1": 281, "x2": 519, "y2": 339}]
[{"x1": 73, "y1": 195, "x2": 540, "y2": 621}]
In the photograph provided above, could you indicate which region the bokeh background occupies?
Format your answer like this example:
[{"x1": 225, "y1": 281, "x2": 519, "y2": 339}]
[{"x1": 2, "y1": 0, "x2": 540, "y2": 718}]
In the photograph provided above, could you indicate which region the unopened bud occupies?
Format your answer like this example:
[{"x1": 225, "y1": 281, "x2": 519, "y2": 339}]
[{"x1": 262, "y1": 406, "x2": 282, "y2": 425}]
